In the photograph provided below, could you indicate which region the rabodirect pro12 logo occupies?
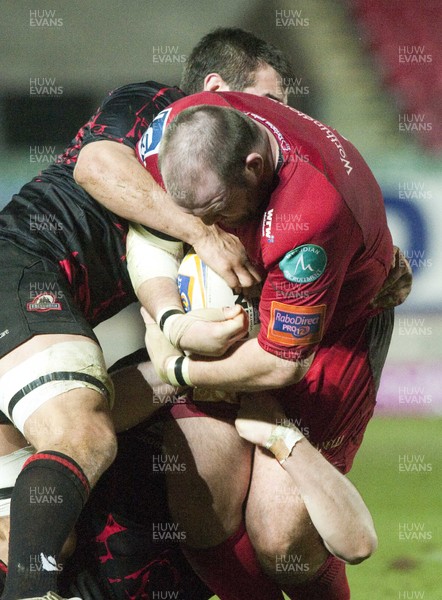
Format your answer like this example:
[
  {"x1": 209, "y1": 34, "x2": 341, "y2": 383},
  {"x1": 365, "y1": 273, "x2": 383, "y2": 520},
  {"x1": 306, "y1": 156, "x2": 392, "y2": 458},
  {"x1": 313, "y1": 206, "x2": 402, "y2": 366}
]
[
  {"x1": 279, "y1": 244, "x2": 327, "y2": 283},
  {"x1": 267, "y1": 301, "x2": 326, "y2": 347}
]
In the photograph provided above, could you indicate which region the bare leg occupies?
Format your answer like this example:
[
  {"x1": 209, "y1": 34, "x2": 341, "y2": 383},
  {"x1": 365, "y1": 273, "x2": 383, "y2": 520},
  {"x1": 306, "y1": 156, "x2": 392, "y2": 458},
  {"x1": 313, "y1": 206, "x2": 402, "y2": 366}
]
[
  {"x1": 1, "y1": 334, "x2": 116, "y2": 597},
  {"x1": 163, "y1": 416, "x2": 252, "y2": 547},
  {"x1": 246, "y1": 447, "x2": 328, "y2": 587}
]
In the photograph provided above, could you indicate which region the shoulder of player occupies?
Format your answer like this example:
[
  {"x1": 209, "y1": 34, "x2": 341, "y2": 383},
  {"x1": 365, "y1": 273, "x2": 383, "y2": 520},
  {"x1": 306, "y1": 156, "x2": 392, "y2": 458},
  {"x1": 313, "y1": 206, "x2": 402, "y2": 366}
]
[
  {"x1": 167, "y1": 91, "x2": 234, "y2": 119},
  {"x1": 273, "y1": 160, "x2": 345, "y2": 218},
  {"x1": 259, "y1": 183, "x2": 354, "y2": 266},
  {"x1": 102, "y1": 81, "x2": 184, "y2": 109}
]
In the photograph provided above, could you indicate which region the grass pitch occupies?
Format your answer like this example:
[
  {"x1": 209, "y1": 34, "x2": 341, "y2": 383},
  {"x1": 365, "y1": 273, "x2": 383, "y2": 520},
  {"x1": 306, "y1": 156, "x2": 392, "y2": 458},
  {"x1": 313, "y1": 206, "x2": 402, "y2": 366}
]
[
  {"x1": 346, "y1": 417, "x2": 441, "y2": 599},
  {"x1": 210, "y1": 417, "x2": 441, "y2": 599}
]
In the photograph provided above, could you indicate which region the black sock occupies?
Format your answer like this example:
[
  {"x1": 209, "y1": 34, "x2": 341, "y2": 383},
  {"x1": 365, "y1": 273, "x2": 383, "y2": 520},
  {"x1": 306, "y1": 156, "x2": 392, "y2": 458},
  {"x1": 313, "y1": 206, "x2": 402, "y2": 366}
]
[{"x1": 2, "y1": 450, "x2": 90, "y2": 599}]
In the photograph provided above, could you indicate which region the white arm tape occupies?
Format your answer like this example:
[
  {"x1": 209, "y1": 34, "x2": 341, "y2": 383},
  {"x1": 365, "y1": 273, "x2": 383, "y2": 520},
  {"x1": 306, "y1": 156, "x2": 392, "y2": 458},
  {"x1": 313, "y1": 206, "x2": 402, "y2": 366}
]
[
  {"x1": 265, "y1": 424, "x2": 304, "y2": 464},
  {"x1": 126, "y1": 224, "x2": 184, "y2": 293},
  {"x1": 165, "y1": 356, "x2": 193, "y2": 387}
]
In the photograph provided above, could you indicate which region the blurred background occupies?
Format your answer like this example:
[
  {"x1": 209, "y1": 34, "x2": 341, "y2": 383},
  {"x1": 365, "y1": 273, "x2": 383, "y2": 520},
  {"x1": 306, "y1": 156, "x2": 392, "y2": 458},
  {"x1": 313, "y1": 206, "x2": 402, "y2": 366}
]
[{"x1": 1, "y1": 0, "x2": 441, "y2": 597}]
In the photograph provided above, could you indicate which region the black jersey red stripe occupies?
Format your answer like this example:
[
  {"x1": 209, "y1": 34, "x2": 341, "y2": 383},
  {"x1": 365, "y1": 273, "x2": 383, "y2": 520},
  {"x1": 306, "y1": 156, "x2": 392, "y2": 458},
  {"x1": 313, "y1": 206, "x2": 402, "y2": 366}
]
[{"x1": 0, "y1": 82, "x2": 184, "y2": 326}]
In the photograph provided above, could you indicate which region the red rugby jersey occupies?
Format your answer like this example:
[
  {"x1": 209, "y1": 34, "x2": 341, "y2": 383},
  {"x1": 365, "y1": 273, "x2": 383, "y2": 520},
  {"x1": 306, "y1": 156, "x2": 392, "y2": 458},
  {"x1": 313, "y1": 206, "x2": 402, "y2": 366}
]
[{"x1": 137, "y1": 92, "x2": 393, "y2": 360}]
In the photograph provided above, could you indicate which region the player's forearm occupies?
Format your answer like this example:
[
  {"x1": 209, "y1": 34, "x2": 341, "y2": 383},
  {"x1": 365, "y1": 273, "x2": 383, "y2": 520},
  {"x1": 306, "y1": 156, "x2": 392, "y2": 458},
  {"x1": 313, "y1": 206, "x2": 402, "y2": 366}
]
[
  {"x1": 74, "y1": 140, "x2": 207, "y2": 244},
  {"x1": 188, "y1": 339, "x2": 311, "y2": 391},
  {"x1": 282, "y1": 439, "x2": 377, "y2": 564},
  {"x1": 137, "y1": 277, "x2": 183, "y2": 321},
  {"x1": 126, "y1": 223, "x2": 184, "y2": 319}
]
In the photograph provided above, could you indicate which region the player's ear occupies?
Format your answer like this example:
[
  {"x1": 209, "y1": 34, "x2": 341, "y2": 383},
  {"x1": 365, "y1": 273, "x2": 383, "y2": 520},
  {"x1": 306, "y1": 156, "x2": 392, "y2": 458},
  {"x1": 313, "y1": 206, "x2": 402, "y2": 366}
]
[
  {"x1": 244, "y1": 152, "x2": 264, "y2": 180},
  {"x1": 204, "y1": 73, "x2": 231, "y2": 92}
]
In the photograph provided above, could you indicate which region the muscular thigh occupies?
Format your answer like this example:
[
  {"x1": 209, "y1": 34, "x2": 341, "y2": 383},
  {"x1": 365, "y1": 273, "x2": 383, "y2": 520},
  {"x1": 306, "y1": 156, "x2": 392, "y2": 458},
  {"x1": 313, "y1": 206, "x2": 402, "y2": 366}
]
[
  {"x1": 0, "y1": 244, "x2": 111, "y2": 428},
  {"x1": 163, "y1": 415, "x2": 253, "y2": 548},
  {"x1": 246, "y1": 447, "x2": 327, "y2": 582}
]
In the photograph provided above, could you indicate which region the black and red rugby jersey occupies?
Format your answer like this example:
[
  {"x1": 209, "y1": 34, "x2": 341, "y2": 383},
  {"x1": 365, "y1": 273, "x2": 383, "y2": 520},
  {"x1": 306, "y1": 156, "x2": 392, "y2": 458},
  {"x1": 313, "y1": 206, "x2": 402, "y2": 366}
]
[{"x1": 0, "y1": 82, "x2": 184, "y2": 325}]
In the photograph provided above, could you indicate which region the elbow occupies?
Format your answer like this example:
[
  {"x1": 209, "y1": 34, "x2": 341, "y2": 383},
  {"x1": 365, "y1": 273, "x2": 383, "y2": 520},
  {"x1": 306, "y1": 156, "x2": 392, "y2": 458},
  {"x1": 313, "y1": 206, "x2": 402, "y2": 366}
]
[
  {"x1": 74, "y1": 142, "x2": 106, "y2": 188},
  {"x1": 341, "y1": 531, "x2": 378, "y2": 565},
  {"x1": 73, "y1": 151, "x2": 92, "y2": 187},
  {"x1": 271, "y1": 352, "x2": 314, "y2": 388}
]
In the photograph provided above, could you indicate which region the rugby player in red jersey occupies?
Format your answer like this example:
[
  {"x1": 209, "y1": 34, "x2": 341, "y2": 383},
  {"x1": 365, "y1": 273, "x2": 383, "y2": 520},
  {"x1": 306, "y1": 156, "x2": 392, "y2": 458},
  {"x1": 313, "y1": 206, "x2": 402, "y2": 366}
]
[{"x1": 135, "y1": 90, "x2": 403, "y2": 599}]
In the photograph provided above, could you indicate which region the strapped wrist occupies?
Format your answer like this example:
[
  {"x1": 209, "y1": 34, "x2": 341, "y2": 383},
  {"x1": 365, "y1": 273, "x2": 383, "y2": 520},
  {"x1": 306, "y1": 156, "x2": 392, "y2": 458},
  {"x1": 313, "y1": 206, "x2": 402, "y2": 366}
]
[
  {"x1": 165, "y1": 355, "x2": 193, "y2": 387},
  {"x1": 265, "y1": 424, "x2": 304, "y2": 464},
  {"x1": 156, "y1": 306, "x2": 185, "y2": 335}
]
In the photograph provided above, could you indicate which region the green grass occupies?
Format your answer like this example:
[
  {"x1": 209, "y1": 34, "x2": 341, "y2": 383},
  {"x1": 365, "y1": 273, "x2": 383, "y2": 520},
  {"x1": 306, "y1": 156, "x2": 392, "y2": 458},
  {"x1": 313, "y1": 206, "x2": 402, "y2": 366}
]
[
  {"x1": 346, "y1": 417, "x2": 441, "y2": 599},
  {"x1": 210, "y1": 418, "x2": 442, "y2": 599}
]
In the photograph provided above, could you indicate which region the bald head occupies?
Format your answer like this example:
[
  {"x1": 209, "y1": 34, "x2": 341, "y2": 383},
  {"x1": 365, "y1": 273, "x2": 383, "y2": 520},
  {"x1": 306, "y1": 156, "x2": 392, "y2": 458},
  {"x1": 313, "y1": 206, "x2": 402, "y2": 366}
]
[{"x1": 158, "y1": 105, "x2": 265, "y2": 211}]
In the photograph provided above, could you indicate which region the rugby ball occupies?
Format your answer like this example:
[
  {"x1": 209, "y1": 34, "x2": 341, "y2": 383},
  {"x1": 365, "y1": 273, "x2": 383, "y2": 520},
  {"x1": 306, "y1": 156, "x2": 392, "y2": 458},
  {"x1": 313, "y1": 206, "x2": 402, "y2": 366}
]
[{"x1": 177, "y1": 252, "x2": 260, "y2": 338}]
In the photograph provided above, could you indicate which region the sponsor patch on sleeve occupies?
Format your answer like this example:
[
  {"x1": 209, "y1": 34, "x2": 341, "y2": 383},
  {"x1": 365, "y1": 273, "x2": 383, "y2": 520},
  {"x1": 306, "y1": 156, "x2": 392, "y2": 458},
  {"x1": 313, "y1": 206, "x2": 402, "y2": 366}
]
[
  {"x1": 138, "y1": 107, "x2": 172, "y2": 163},
  {"x1": 267, "y1": 301, "x2": 326, "y2": 347},
  {"x1": 279, "y1": 244, "x2": 327, "y2": 283}
]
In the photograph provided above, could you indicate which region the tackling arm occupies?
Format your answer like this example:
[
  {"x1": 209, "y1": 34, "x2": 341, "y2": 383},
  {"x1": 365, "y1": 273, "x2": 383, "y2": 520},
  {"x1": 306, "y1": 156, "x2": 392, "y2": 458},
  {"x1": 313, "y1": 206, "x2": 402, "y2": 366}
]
[
  {"x1": 141, "y1": 310, "x2": 314, "y2": 390},
  {"x1": 74, "y1": 141, "x2": 260, "y2": 288},
  {"x1": 75, "y1": 141, "x2": 210, "y2": 241},
  {"x1": 185, "y1": 337, "x2": 314, "y2": 390}
]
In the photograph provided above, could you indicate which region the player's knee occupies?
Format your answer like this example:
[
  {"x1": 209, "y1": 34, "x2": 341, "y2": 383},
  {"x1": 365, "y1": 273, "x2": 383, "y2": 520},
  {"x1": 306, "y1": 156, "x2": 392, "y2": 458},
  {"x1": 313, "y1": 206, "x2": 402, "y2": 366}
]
[
  {"x1": 31, "y1": 409, "x2": 117, "y2": 483},
  {"x1": 69, "y1": 416, "x2": 117, "y2": 475},
  {"x1": 249, "y1": 524, "x2": 327, "y2": 584}
]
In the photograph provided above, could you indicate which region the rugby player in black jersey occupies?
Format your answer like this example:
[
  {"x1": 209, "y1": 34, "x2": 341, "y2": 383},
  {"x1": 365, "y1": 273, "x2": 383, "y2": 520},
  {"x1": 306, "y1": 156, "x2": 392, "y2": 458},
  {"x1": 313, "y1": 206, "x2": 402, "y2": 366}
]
[{"x1": 0, "y1": 28, "x2": 294, "y2": 600}]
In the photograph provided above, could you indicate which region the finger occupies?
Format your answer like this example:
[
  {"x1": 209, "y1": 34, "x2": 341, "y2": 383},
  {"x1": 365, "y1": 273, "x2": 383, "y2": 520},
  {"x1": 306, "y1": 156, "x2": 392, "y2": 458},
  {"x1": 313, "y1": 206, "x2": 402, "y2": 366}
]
[
  {"x1": 244, "y1": 261, "x2": 262, "y2": 283},
  {"x1": 222, "y1": 304, "x2": 243, "y2": 319},
  {"x1": 236, "y1": 262, "x2": 262, "y2": 287},
  {"x1": 217, "y1": 313, "x2": 249, "y2": 341},
  {"x1": 228, "y1": 262, "x2": 262, "y2": 290},
  {"x1": 229, "y1": 309, "x2": 250, "y2": 335},
  {"x1": 225, "y1": 269, "x2": 253, "y2": 290}
]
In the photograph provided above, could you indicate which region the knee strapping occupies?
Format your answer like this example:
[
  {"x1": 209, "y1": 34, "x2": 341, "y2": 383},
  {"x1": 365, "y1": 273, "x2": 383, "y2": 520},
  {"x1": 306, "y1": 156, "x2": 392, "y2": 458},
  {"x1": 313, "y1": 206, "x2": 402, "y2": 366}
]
[{"x1": 0, "y1": 340, "x2": 114, "y2": 433}]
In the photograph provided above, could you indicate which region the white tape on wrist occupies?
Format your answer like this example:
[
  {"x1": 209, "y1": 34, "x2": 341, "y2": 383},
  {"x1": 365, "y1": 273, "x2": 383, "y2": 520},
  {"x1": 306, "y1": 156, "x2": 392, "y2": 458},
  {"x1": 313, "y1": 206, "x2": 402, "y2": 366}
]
[
  {"x1": 166, "y1": 356, "x2": 193, "y2": 387},
  {"x1": 156, "y1": 306, "x2": 185, "y2": 347},
  {"x1": 265, "y1": 424, "x2": 304, "y2": 464}
]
